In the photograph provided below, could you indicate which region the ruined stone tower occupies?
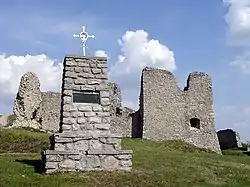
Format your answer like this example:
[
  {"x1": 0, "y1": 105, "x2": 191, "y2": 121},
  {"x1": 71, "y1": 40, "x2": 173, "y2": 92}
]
[
  {"x1": 138, "y1": 67, "x2": 221, "y2": 153},
  {"x1": 42, "y1": 56, "x2": 133, "y2": 173}
]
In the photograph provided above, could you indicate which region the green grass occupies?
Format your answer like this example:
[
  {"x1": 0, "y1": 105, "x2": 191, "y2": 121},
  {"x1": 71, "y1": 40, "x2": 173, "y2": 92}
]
[
  {"x1": 0, "y1": 129, "x2": 250, "y2": 186},
  {"x1": 0, "y1": 128, "x2": 49, "y2": 153}
]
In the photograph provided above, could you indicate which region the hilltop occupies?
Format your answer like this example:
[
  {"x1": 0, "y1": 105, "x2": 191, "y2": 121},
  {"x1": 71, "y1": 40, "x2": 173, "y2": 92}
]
[{"x1": 0, "y1": 128, "x2": 250, "y2": 187}]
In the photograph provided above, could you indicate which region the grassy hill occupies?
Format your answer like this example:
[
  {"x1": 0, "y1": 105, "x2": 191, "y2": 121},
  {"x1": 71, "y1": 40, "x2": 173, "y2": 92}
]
[{"x1": 0, "y1": 129, "x2": 250, "y2": 187}]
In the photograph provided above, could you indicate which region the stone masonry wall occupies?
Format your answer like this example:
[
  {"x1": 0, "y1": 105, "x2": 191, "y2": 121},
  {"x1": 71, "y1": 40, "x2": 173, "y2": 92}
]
[
  {"x1": 40, "y1": 92, "x2": 61, "y2": 132},
  {"x1": 108, "y1": 82, "x2": 134, "y2": 137},
  {"x1": 12, "y1": 73, "x2": 133, "y2": 135},
  {"x1": 43, "y1": 56, "x2": 133, "y2": 174},
  {"x1": 139, "y1": 67, "x2": 221, "y2": 153}
]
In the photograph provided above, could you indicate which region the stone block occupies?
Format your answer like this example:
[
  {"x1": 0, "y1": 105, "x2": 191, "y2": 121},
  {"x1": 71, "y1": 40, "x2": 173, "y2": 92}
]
[
  {"x1": 78, "y1": 105, "x2": 92, "y2": 112},
  {"x1": 63, "y1": 104, "x2": 77, "y2": 112},
  {"x1": 65, "y1": 143, "x2": 75, "y2": 150},
  {"x1": 75, "y1": 78, "x2": 87, "y2": 85},
  {"x1": 95, "y1": 74, "x2": 106, "y2": 79},
  {"x1": 120, "y1": 160, "x2": 132, "y2": 167},
  {"x1": 74, "y1": 67, "x2": 82, "y2": 73},
  {"x1": 78, "y1": 73, "x2": 94, "y2": 78},
  {"x1": 101, "y1": 98, "x2": 110, "y2": 106},
  {"x1": 89, "y1": 63, "x2": 97, "y2": 68},
  {"x1": 75, "y1": 157, "x2": 87, "y2": 170},
  {"x1": 68, "y1": 154, "x2": 82, "y2": 161},
  {"x1": 96, "y1": 112, "x2": 110, "y2": 117},
  {"x1": 83, "y1": 68, "x2": 91, "y2": 73},
  {"x1": 102, "y1": 117, "x2": 111, "y2": 123},
  {"x1": 63, "y1": 118, "x2": 76, "y2": 125},
  {"x1": 63, "y1": 96, "x2": 72, "y2": 104},
  {"x1": 71, "y1": 112, "x2": 84, "y2": 118},
  {"x1": 100, "y1": 91, "x2": 109, "y2": 98},
  {"x1": 84, "y1": 112, "x2": 96, "y2": 117},
  {"x1": 63, "y1": 90, "x2": 72, "y2": 96},
  {"x1": 102, "y1": 69, "x2": 107, "y2": 75},
  {"x1": 92, "y1": 105, "x2": 103, "y2": 112},
  {"x1": 102, "y1": 156, "x2": 119, "y2": 170},
  {"x1": 103, "y1": 106, "x2": 110, "y2": 112},
  {"x1": 80, "y1": 123, "x2": 94, "y2": 130},
  {"x1": 62, "y1": 125, "x2": 72, "y2": 131},
  {"x1": 77, "y1": 117, "x2": 87, "y2": 124},
  {"x1": 46, "y1": 155, "x2": 63, "y2": 162},
  {"x1": 78, "y1": 62, "x2": 89, "y2": 67},
  {"x1": 72, "y1": 123, "x2": 80, "y2": 131},
  {"x1": 89, "y1": 140, "x2": 103, "y2": 150},
  {"x1": 97, "y1": 64, "x2": 107, "y2": 68},
  {"x1": 63, "y1": 112, "x2": 70, "y2": 118},
  {"x1": 88, "y1": 79, "x2": 102, "y2": 85},
  {"x1": 64, "y1": 78, "x2": 73, "y2": 84},
  {"x1": 94, "y1": 123, "x2": 110, "y2": 130},
  {"x1": 86, "y1": 155, "x2": 101, "y2": 169},
  {"x1": 65, "y1": 71, "x2": 77, "y2": 78},
  {"x1": 46, "y1": 162, "x2": 58, "y2": 169},
  {"x1": 80, "y1": 85, "x2": 95, "y2": 91},
  {"x1": 89, "y1": 117, "x2": 102, "y2": 124},
  {"x1": 58, "y1": 159, "x2": 76, "y2": 169},
  {"x1": 91, "y1": 68, "x2": 102, "y2": 74},
  {"x1": 75, "y1": 140, "x2": 89, "y2": 152},
  {"x1": 115, "y1": 155, "x2": 132, "y2": 160}
]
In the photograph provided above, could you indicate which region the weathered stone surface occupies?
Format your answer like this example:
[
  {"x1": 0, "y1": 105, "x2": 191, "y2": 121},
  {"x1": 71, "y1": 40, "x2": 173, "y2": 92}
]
[
  {"x1": 78, "y1": 105, "x2": 92, "y2": 112},
  {"x1": 12, "y1": 72, "x2": 42, "y2": 129},
  {"x1": 102, "y1": 156, "x2": 119, "y2": 170},
  {"x1": 137, "y1": 67, "x2": 221, "y2": 153},
  {"x1": 86, "y1": 155, "x2": 101, "y2": 168},
  {"x1": 42, "y1": 56, "x2": 133, "y2": 174}
]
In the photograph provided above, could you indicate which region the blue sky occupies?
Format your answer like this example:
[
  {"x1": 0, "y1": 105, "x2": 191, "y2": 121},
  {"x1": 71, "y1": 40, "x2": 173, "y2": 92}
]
[{"x1": 1, "y1": 0, "x2": 250, "y2": 140}]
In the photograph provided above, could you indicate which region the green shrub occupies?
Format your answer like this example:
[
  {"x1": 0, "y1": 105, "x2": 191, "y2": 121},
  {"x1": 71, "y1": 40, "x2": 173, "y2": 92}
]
[{"x1": 7, "y1": 114, "x2": 16, "y2": 126}]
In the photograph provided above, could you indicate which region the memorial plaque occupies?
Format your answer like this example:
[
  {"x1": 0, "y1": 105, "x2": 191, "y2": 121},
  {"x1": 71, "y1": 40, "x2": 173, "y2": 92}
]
[{"x1": 73, "y1": 91, "x2": 100, "y2": 104}]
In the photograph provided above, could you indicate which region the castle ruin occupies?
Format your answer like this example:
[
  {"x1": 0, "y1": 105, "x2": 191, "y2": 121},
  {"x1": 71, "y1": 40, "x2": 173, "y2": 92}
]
[
  {"x1": 12, "y1": 73, "x2": 133, "y2": 136},
  {"x1": 11, "y1": 64, "x2": 221, "y2": 154},
  {"x1": 137, "y1": 67, "x2": 221, "y2": 153}
]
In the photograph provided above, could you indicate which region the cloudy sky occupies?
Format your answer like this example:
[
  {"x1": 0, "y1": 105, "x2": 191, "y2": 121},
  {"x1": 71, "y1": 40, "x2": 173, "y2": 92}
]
[{"x1": 0, "y1": 0, "x2": 250, "y2": 140}]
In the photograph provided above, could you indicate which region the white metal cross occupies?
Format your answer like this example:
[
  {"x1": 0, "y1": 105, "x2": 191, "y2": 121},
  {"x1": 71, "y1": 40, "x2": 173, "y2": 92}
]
[{"x1": 73, "y1": 26, "x2": 95, "y2": 56}]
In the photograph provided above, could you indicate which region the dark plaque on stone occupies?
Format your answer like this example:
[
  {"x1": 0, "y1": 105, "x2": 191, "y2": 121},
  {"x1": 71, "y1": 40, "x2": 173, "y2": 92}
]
[{"x1": 73, "y1": 91, "x2": 100, "y2": 104}]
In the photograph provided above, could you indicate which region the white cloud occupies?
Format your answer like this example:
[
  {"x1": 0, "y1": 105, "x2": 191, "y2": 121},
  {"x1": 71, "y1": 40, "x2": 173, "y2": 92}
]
[
  {"x1": 0, "y1": 30, "x2": 176, "y2": 114},
  {"x1": 0, "y1": 54, "x2": 62, "y2": 114},
  {"x1": 229, "y1": 52, "x2": 250, "y2": 74},
  {"x1": 109, "y1": 30, "x2": 176, "y2": 110},
  {"x1": 94, "y1": 50, "x2": 108, "y2": 58},
  {"x1": 223, "y1": 0, "x2": 250, "y2": 46}
]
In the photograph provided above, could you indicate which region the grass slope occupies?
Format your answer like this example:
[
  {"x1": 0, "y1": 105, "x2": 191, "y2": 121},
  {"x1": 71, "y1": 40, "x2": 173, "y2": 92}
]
[{"x1": 0, "y1": 129, "x2": 250, "y2": 186}]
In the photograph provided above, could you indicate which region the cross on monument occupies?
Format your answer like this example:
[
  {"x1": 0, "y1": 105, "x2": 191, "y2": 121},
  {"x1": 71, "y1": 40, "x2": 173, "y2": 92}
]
[{"x1": 73, "y1": 26, "x2": 95, "y2": 56}]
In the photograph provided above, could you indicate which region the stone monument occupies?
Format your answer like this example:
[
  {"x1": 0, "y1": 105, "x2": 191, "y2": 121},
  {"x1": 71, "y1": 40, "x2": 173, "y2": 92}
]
[{"x1": 42, "y1": 26, "x2": 133, "y2": 173}]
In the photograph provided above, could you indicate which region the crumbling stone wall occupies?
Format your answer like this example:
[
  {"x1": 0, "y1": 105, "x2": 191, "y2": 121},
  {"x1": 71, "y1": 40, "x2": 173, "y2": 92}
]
[
  {"x1": 12, "y1": 72, "x2": 42, "y2": 129},
  {"x1": 108, "y1": 82, "x2": 122, "y2": 115},
  {"x1": 40, "y1": 92, "x2": 61, "y2": 132},
  {"x1": 12, "y1": 73, "x2": 61, "y2": 132},
  {"x1": 108, "y1": 82, "x2": 134, "y2": 137},
  {"x1": 138, "y1": 67, "x2": 221, "y2": 153},
  {"x1": 12, "y1": 72, "x2": 133, "y2": 135},
  {"x1": 217, "y1": 129, "x2": 243, "y2": 150}
]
